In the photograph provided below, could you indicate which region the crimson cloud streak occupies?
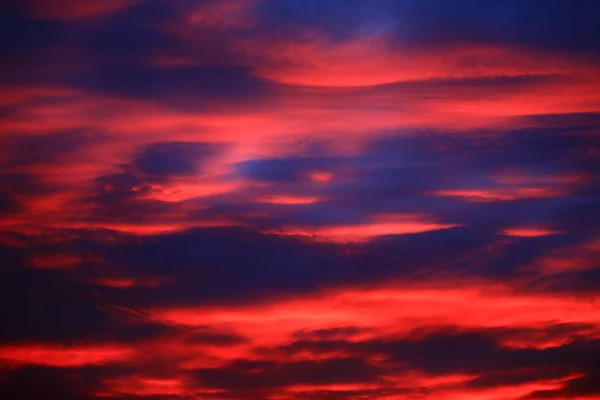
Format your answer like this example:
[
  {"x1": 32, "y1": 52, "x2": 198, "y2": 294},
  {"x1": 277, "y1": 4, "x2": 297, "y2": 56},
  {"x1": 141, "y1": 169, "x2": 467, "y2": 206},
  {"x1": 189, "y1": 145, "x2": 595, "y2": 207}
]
[{"x1": 1, "y1": 1, "x2": 600, "y2": 399}]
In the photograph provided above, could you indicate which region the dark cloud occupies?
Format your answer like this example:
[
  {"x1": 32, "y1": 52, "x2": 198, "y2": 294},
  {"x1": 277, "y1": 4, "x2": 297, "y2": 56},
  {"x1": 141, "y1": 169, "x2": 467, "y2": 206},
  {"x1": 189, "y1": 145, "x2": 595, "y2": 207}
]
[
  {"x1": 274, "y1": 327, "x2": 600, "y2": 394},
  {"x1": 0, "y1": 366, "x2": 99, "y2": 400},
  {"x1": 0, "y1": 0, "x2": 274, "y2": 107},
  {"x1": 81, "y1": 141, "x2": 222, "y2": 219},
  {"x1": 237, "y1": 156, "x2": 343, "y2": 183},
  {"x1": 0, "y1": 223, "x2": 497, "y2": 315},
  {"x1": 69, "y1": 64, "x2": 274, "y2": 106},
  {"x1": 192, "y1": 357, "x2": 379, "y2": 390},
  {"x1": 528, "y1": 373, "x2": 600, "y2": 399},
  {"x1": 230, "y1": 122, "x2": 600, "y2": 234},
  {"x1": 3, "y1": 222, "x2": 587, "y2": 314},
  {"x1": 132, "y1": 141, "x2": 220, "y2": 179},
  {"x1": 255, "y1": 0, "x2": 600, "y2": 54},
  {"x1": 0, "y1": 2, "x2": 64, "y2": 55},
  {"x1": 0, "y1": 243, "x2": 170, "y2": 344},
  {"x1": 0, "y1": 191, "x2": 21, "y2": 216},
  {"x1": 0, "y1": 130, "x2": 96, "y2": 168},
  {"x1": 2, "y1": 1, "x2": 600, "y2": 399}
]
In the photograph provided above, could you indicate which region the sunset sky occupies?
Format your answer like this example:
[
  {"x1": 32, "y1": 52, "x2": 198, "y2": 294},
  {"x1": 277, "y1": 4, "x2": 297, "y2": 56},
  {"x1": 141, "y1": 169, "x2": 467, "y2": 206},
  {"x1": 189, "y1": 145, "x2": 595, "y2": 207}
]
[{"x1": 1, "y1": 1, "x2": 600, "y2": 399}]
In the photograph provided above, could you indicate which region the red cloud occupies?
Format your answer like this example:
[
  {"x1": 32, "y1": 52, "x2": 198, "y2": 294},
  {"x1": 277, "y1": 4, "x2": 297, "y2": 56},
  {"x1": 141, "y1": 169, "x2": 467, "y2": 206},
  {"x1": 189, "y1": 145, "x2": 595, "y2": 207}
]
[
  {"x1": 25, "y1": 0, "x2": 139, "y2": 20},
  {"x1": 0, "y1": 344, "x2": 134, "y2": 367}
]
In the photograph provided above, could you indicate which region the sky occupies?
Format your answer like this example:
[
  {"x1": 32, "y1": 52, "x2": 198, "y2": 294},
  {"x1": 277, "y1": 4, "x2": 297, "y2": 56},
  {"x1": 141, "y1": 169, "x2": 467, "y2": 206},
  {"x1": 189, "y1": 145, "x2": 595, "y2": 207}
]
[{"x1": 1, "y1": 0, "x2": 600, "y2": 399}]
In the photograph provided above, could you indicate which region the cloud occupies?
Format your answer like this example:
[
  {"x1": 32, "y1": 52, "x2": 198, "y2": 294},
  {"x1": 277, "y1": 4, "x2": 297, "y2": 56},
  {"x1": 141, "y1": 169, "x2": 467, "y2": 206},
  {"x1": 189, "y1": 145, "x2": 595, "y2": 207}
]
[
  {"x1": 1, "y1": 1, "x2": 600, "y2": 399},
  {"x1": 192, "y1": 357, "x2": 379, "y2": 390},
  {"x1": 0, "y1": 243, "x2": 171, "y2": 345},
  {"x1": 255, "y1": 0, "x2": 600, "y2": 54},
  {"x1": 0, "y1": 344, "x2": 134, "y2": 367},
  {"x1": 131, "y1": 141, "x2": 220, "y2": 180},
  {"x1": 24, "y1": 0, "x2": 139, "y2": 20}
]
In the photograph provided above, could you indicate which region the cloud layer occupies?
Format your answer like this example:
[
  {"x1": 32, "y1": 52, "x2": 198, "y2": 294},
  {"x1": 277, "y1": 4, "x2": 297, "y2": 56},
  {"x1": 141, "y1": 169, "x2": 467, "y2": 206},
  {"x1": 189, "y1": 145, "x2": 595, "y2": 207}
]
[{"x1": 1, "y1": 1, "x2": 600, "y2": 399}]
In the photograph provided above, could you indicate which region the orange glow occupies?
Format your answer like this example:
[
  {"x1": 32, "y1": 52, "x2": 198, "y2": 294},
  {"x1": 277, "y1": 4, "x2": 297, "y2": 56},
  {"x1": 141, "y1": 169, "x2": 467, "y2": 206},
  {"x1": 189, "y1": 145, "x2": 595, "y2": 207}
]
[
  {"x1": 28, "y1": 254, "x2": 82, "y2": 269},
  {"x1": 0, "y1": 219, "x2": 241, "y2": 236},
  {"x1": 266, "y1": 214, "x2": 458, "y2": 242},
  {"x1": 271, "y1": 221, "x2": 457, "y2": 242},
  {"x1": 430, "y1": 187, "x2": 563, "y2": 202},
  {"x1": 0, "y1": 344, "x2": 133, "y2": 367},
  {"x1": 309, "y1": 171, "x2": 333, "y2": 182},
  {"x1": 138, "y1": 181, "x2": 241, "y2": 202},
  {"x1": 502, "y1": 228, "x2": 560, "y2": 237},
  {"x1": 102, "y1": 376, "x2": 188, "y2": 396},
  {"x1": 258, "y1": 195, "x2": 323, "y2": 205},
  {"x1": 89, "y1": 277, "x2": 163, "y2": 288}
]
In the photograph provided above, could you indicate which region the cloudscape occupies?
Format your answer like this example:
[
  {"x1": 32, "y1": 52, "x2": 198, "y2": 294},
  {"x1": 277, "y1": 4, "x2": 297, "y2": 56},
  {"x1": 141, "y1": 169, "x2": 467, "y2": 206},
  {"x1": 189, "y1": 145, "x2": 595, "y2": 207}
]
[{"x1": 1, "y1": 1, "x2": 600, "y2": 399}]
